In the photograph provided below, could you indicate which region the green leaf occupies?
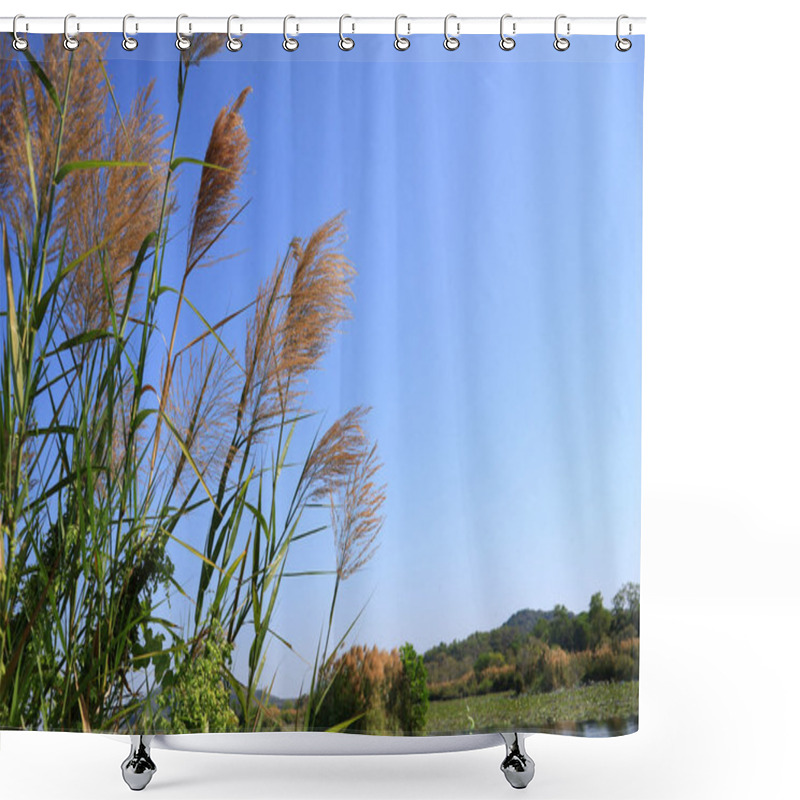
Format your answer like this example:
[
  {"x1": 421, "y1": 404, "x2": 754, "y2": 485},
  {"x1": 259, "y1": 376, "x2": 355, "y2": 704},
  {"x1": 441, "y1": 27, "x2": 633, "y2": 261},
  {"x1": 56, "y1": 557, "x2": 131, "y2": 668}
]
[
  {"x1": 27, "y1": 425, "x2": 78, "y2": 437},
  {"x1": 131, "y1": 407, "x2": 156, "y2": 432},
  {"x1": 160, "y1": 409, "x2": 221, "y2": 514},
  {"x1": 326, "y1": 713, "x2": 366, "y2": 733},
  {"x1": 3, "y1": 224, "x2": 24, "y2": 408},
  {"x1": 163, "y1": 528, "x2": 224, "y2": 572},
  {"x1": 169, "y1": 156, "x2": 233, "y2": 173},
  {"x1": 20, "y1": 47, "x2": 61, "y2": 112},
  {"x1": 32, "y1": 239, "x2": 111, "y2": 330},
  {"x1": 53, "y1": 330, "x2": 113, "y2": 353},
  {"x1": 54, "y1": 160, "x2": 150, "y2": 185},
  {"x1": 173, "y1": 292, "x2": 247, "y2": 372},
  {"x1": 97, "y1": 58, "x2": 130, "y2": 146}
]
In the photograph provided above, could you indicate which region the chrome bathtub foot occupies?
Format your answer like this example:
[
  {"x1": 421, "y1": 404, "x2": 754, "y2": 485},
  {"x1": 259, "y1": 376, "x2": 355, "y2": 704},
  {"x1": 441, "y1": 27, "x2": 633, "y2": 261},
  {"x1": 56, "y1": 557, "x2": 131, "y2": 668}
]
[
  {"x1": 500, "y1": 732, "x2": 535, "y2": 790},
  {"x1": 121, "y1": 735, "x2": 157, "y2": 791}
]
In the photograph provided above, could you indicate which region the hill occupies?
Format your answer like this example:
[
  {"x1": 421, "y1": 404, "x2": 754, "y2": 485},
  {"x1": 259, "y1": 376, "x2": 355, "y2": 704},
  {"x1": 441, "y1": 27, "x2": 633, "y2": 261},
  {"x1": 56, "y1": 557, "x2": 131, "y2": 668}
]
[{"x1": 421, "y1": 606, "x2": 568, "y2": 684}]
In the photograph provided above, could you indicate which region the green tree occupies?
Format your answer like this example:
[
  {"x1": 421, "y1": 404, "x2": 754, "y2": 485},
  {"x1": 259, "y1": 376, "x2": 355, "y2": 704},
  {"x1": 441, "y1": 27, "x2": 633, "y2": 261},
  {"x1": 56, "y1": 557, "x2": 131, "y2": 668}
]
[
  {"x1": 473, "y1": 651, "x2": 505, "y2": 677},
  {"x1": 532, "y1": 618, "x2": 550, "y2": 643},
  {"x1": 396, "y1": 643, "x2": 429, "y2": 734},
  {"x1": 549, "y1": 604, "x2": 575, "y2": 650},
  {"x1": 572, "y1": 613, "x2": 590, "y2": 651},
  {"x1": 588, "y1": 592, "x2": 613, "y2": 648},
  {"x1": 612, "y1": 582, "x2": 640, "y2": 637}
]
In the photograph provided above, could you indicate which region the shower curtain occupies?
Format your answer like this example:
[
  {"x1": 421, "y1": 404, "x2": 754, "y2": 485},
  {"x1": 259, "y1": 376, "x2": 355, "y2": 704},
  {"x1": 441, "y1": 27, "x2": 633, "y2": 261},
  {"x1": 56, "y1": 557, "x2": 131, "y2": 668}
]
[{"x1": 0, "y1": 32, "x2": 643, "y2": 739}]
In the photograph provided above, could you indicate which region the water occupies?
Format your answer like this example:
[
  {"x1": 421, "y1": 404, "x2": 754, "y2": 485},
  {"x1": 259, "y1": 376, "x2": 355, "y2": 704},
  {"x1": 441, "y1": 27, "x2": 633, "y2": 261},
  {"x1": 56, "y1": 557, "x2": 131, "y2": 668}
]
[{"x1": 545, "y1": 716, "x2": 639, "y2": 737}]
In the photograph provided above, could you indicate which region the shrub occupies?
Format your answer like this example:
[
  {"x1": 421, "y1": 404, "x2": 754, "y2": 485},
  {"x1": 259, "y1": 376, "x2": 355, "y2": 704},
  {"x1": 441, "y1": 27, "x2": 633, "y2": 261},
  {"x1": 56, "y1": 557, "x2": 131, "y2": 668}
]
[
  {"x1": 581, "y1": 642, "x2": 638, "y2": 684},
  {"x1": 513, "y1": 639, "x2": 547, "y2": 694},
  {"x1": 394, "y1": 643, "x2": 429, "y2": 734},
  {"x1": 540, "y1": 646, "x2": 574, "y2": 692},
  {"x1": 312, "y1": 643, "x2": 429, "y2": 734},
  {"x1": 313, "y1": 645, "x2": 401, "y2": 733},
  {"x1": 159, "y1": 621, "x2": 239, "y2": 734},
  {"x1": 428, "y1": 673, "x2": 476, "y2": 701},
  {"x1": 476, "y1": 664, "x2": 516, "y2": 695},
  {"x1": 473, "y1": 651, "x2": 505, "y2": 678}
]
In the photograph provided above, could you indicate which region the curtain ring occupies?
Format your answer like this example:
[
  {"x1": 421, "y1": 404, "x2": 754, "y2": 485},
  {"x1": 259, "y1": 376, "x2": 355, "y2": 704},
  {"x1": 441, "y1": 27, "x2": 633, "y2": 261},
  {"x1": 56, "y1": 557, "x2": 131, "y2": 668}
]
[
  {"x1": 283, "y1": 15, "x2": 299, "y2": 51},
  {"x1": 394, "y1": 15, "x2": 410, "y2": 51},
  {"x1": 12, "y1": 15, "x2": 29, "y2": 51},
  {"x1": 339, "y1": 14, "x2": 355, "y2": 51},
  {"x1": 227, "y1": 15, "x2": 243, "y2": 51},
  {"x1": 553, "y1": 14, "x2": 570, "y2": 51},
  {"x1": 63, "y1": 14, "x2": 79, "y2": 51},
  {"x1": 176, "y1": 14, "x2": 191, "y2": 51},
  {"x1": 499, "y1": 14, "x2": 516, "y2": 51},
  {"x1": 443, "y1": 14, "x2": 460, "y2": 51},
  {"x1": 616, "y1": 15, "x2": 632, "y2": 51},
  {"x1": 122, "y1": 15, "x2": 138, "y2": 51}
]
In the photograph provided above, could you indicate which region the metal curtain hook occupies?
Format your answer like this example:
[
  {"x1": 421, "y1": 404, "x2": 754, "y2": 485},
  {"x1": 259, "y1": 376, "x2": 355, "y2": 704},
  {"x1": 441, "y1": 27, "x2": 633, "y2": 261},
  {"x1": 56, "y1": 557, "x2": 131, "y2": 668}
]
[
  {"x1": 63, "y1": 13, "x2": 79, "y2": 51},
  {"x1": 339, "y1": 14, "x2": 355, "y2": 50},
  {"x1": 283, "y1": 15, "x2": 299, "y2": 51},
  {"x1": 227, "y1": 15, "x2": 243, "y2": 51},
  {"x1": 499, "y1": 14, "x2": 516, "y2": 51},
  {"x1": 616, "y1": 14, "x2": 632, "y2": 51},
  {"x1": 394, "y1": 14, "x2": 410, "y2": 50},
  {"x1": 444, "y1": 14, "x2": 460, "y2": 51},
  {"x1": 176, "y1": 14, "x2": 191, "y2": 50},
  {"x1": 554, "y1": 14, "x2": 570, "y2": 51},
  {"x1": 122, "y1": 15, "x2": 138, "y2": 51},
  {"x1": 12, "y1": 14, "x2": 29, "y2": 51}
]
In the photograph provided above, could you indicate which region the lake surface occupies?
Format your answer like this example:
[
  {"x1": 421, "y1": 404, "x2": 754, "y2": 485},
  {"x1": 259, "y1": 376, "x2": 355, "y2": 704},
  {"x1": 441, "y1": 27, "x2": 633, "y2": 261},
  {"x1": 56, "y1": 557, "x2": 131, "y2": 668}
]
[{"x1": 545, "y1": 716, "x2": 639, "y2": 737}]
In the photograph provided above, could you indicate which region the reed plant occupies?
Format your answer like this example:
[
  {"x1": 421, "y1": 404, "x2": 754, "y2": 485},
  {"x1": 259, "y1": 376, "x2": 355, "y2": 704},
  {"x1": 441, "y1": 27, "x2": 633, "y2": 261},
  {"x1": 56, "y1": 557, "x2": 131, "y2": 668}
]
[{"x1": 0, "y1": 34, "x2": 384, "y2": 733}]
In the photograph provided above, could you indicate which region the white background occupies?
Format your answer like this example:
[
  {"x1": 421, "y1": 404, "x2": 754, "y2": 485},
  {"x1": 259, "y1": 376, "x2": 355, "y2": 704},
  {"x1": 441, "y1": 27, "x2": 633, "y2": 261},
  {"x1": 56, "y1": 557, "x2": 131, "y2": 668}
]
[{"x1": 2, "y1": 1, "x2": 799, "y2": 798}]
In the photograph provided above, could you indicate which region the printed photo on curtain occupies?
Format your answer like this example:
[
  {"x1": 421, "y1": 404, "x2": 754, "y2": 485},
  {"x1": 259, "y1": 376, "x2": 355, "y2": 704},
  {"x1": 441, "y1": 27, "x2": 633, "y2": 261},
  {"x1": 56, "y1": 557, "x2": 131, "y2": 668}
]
[{"x1": 0, "y1": 29, "x2": 643, "y2": 750}]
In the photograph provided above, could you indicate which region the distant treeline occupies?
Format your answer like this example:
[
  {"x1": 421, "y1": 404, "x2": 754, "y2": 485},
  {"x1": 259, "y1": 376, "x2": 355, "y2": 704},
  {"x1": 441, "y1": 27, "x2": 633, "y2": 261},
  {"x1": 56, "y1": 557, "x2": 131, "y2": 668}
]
[
  {"x1": 266, "y1": 584, "x2": 639, "y2": 733},
  {"x1": 424, "y1": 583, "x2": 640, "y2": 700}
]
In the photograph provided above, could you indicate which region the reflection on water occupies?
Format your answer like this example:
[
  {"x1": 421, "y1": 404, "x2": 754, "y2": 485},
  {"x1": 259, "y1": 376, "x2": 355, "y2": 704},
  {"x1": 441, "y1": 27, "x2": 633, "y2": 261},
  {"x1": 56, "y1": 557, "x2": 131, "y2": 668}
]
[{"x1": 546, "y1": 716, "x2": 638, "y2": 737}]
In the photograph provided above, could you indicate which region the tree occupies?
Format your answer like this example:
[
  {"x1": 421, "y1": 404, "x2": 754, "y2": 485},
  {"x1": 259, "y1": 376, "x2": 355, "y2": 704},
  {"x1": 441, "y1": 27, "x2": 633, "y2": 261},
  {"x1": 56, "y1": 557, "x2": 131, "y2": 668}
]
[
  {"x1": 312, "y1": 645, "x2": 401, "y2": 733},
  {"x1": 549, "y1": 604, "x2": 575, "y2": 650},
  {"x1": 613, "y1": 582, "x2": 640, "y2": 637},
  {"x1": 588, "y1": 592, "x2": 612, "y2": 648},
  {"x1": 533, "y1": 618, "x2": 551, "y2": 643},
  {"x1": 396, "y1": 643, "x2": 429, "y2": 734},
  {"x1": 473, "y1": 651, "x2": 505, "y2": 678},
  {"x1": 572, "y1": 613, "x2": 590, "y2": 651}
]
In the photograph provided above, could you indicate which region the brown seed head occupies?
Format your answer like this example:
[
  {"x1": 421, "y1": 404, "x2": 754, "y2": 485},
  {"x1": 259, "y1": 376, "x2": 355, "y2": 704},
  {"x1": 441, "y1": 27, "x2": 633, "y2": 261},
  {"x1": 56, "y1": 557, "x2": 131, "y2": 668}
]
[
  {"x1": 331, "y1": 440, "x2": 385, "y2": 580},
  {"x1": 282, "y1": 213, "x2": 355, "y2": 380},
  {"x1": 240, "y1": 213, "x2": 356, "y2": 445},
  {"x1": 166, "y1": 341, "x2": 237, "y2": 491},
  {"x1": 187, "y1": 88, "x2": 251, "y2": 272},
  {"x1": 0, "y1": 35, "x2": 108, "y2": 243},
  {"x1": 181, "y1": 34, "x2": 226, "y2": 68},
  {"x1": 60, "y1": 81, "x2": 168, "y2": 336}
]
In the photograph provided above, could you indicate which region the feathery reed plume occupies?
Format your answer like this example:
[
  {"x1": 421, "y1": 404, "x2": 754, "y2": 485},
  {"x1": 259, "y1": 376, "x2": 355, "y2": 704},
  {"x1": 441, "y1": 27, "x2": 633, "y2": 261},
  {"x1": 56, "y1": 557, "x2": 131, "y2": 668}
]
[
  {"x1": 241, "y1": 264, "x2": 287, "y2": 444},
  {"x1": 0, "y1": 39, "x2": 17, "y2": 208},
  {"x1": 237, "y1": 214, "x2": 356, "y2": 452},
  {"x1": 166, "y1": 341, "x2": 236, "y2": 491},
  {"x1": 187, "y1": 87, "x2": 251, "y2": 272},
  {"x1": 60, "y1": 81, "x2": 167, "y2": 336},
  {"x1": 237, "y1": 213, "x2": 357, "y2": 448},
  {"x1": 181, "y1": 34, "x2": 226, "y2": 68},
  {"x1": 0, "y1": 35, "x2": 108, "y2": 241},
  {"x1": 151, "y1": 88, "x2": 250, "y2": 478},
  {"x1": 281, "y1": 213, "x2": 355, "y2": 383},
  {"x1": 331, "y1": 442, "x2": 385, "y2": 580},
  {"x1": 304, "y1": 407, "x2": 371, "y2": 500}
]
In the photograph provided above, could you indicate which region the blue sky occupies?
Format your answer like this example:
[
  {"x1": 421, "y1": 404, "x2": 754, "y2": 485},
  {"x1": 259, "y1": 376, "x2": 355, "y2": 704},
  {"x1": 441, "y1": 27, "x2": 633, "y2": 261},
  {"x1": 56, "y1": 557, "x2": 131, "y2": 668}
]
[{"x1": 102, "y1": 34, "x2": 643, "y2": 697}]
